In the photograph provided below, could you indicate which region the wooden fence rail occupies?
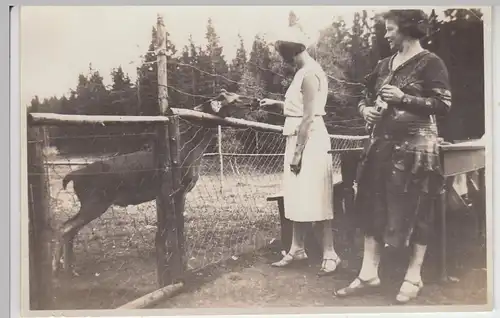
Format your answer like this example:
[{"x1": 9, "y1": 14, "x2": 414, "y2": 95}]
[{"x1": 28, "y1": 113, "x2": 170, "y2": 126}]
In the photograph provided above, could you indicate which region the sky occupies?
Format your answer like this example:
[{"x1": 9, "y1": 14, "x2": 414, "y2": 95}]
[{"x1": 18, "y1": 6, "x2": 452, "y2": 108}]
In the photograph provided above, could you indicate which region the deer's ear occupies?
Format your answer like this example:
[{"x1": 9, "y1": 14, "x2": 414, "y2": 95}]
[
  {"x1": 193, "y1": 103, "x2": 205, "y2": 112},
  {"x1": 210, "y1": 100, "x2": 223, "y2": 114},
  {"x1": 215, "y1": 91, "x2": 228, "y2": 101}
]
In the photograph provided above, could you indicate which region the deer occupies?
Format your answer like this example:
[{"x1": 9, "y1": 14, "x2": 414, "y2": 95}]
[{"x1": 52, "y1": 89, "x2": 258, "y2": 275}]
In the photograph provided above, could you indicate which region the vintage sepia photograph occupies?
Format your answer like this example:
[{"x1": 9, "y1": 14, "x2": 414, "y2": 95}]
[{"x1": 20, "y1": 5, "x2": 490, "y2": 315}]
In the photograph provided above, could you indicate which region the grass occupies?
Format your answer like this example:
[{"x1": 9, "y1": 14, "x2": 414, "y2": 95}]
[{"x1": 44, "y1": 158, "x2": 285, "y2": 310}]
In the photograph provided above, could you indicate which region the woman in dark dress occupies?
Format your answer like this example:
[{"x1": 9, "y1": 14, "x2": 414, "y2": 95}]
[{"x1": 335, "y1": 9, "x2": 452, "y2": 303}]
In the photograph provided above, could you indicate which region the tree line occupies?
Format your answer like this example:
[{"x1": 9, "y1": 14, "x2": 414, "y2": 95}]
[{"x1": 27, "y1": 9, "x2": 485, "y2": 157}]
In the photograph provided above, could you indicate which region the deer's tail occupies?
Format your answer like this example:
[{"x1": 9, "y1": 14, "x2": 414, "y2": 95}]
[{"x1": 62, "y1": 171, "x2": 76, "y2": 190}]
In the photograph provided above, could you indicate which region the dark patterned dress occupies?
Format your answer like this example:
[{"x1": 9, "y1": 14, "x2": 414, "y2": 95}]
[{"x1": 355, "y1": 49, "x2": 452, "y2": 248}]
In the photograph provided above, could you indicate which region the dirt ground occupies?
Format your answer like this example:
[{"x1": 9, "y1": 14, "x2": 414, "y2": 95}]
[
  {"x1": 153, "y1": 214, "x2": 488, "y2": 310},
  {"x1": 48, "y1": 203, "x2": 488, "y2": 311},
  {"x1": 43, "y1": 155, "x2": 488, "y2": 311}
]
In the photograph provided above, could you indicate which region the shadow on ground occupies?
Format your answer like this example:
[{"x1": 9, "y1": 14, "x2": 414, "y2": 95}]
[{"x1": 153, "y1": 210, "x2": 489, "y2": 310}]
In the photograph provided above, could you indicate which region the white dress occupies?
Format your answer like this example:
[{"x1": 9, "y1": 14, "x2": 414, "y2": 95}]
[{"x1": 282, "y1": 61, "x2": 335, "y2": 222}]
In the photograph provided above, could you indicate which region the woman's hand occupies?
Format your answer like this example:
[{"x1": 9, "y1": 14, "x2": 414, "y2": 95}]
[
  {"x1": 380, "y1": 84, "x2": 404, "y2": 103},
  {"x1": 362, "y1": 107, "x2": 383, "y2": 125},
  {"x1": 290, "y1": 153, "x2": 302, "y2": 175},
  {"x1": 290, "y1": 143, "x2": 305, "y2": 175},
  {"x1": 259, "y1": 98, "x2": 280, "y2": 108}
]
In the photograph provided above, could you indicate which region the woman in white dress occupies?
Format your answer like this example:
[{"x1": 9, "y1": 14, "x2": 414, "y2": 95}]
[{"x1": 259, "y1": 21, "x2": 341, "y2": 276}]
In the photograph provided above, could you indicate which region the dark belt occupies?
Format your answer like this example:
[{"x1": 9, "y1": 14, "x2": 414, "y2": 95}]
[
  {"x1": 374, "y1": 123, "x2": 438, "y2": 140},
  {"x1": 285, "y1": 115, "x2": 324, "y2": 118}
]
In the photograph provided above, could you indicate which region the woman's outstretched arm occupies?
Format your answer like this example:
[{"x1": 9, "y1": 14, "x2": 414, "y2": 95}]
[{"x1": 259, "y1": 98, "x2": 286, "y2": 110}]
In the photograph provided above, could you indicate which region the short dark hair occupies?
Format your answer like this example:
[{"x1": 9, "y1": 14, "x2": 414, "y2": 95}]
[
  {"x1": 275, "y1": 40, "x2": 306, "y2": 60},
  {"x1": 382, "y1": 9, "x2": 430, "y2": 40}
]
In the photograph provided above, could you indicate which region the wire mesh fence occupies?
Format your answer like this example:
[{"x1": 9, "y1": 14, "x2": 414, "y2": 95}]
[
  {"x1": 40, "y1": 134, "x2": 161, "y2": 310},
  {"x1": 180, "y1": 122, "x2": 286, "y2": 273},
  {"x1": 30, "y1": 116, "x2": 367, "y2": 310},
  {"x1": 174, "y1": 119, "x2": 368, "y2": 274}
]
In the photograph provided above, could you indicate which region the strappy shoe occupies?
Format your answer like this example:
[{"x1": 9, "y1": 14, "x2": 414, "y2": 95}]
[
  {"x1": 334, "y1": 276, "x2": 381, "y2": 297},
  {"x1": 317, "y1": 257, "x2": 342, "y2": 277},
  {"x1": 396, "y1": 279, "x2": 424, "y2": 304},
  {"x1": 271, "y1": 250, "x2": 308, "y2": 267}
]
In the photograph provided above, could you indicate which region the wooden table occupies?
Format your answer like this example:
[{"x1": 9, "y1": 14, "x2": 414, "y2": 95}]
[{"x1": 437, "y1": 140, "x2": 486, "y2": 282}]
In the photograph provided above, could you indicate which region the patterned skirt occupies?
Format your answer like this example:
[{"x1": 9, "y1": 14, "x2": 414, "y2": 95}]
[{"x1": 354, "y1": 134, "x2": 445, "y2": 248}]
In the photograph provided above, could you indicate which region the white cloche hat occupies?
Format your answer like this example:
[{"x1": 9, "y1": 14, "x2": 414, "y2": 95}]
[
  {"x1": 277, "y1": 25, "x2": 315, "y2": 47},
  {"x1": 269, "y1": 14, "x2": 318, "y2": 48}
]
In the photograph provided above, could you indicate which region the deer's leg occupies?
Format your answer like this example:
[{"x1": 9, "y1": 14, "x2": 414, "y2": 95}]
[
  {"x1": 54, "y1": 198, "x2": 112, "y2": 275},
  {"x1": 52, "y1": 213, "x2": 78, "y2": 273},
  {"x1": 53, "y1": 211, "x2": 82, "y2": 274}
]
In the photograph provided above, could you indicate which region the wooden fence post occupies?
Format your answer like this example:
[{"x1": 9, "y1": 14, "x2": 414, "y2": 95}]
[
  {"x1": 27, "y1": 126, "x2": 54, "y2": 310},
  {"x1": 167, "y1": 115, "x2": 186, "y2": 275},
  {"x1": 154, "y1": 13, "x2": 172, "y2": 287},
  {"x1": 154, "y1": 14, "x2": 184, "y2": 287}
]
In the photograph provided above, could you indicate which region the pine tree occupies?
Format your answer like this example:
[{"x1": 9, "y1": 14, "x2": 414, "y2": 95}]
[
  {"x1": 204, "y1": 18, "x2": 230, "y2": 94},
  {"x1": 28, "y1": 96, "x2": 41, "y2": 113},
  {"x1": 228, "y1": 33, "x2": 247, "y2": 92},
  {"x1": 239, "y1": 34, "x2": 272, "y2": 99},
  {"x1": 109, "y1": 66, "x2": 136, "y2": 115}
]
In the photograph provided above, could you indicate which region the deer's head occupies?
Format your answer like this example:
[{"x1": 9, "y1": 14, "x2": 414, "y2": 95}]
[{"x1": 193, "y1": 89, "x2": 260, "y2": 118}]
